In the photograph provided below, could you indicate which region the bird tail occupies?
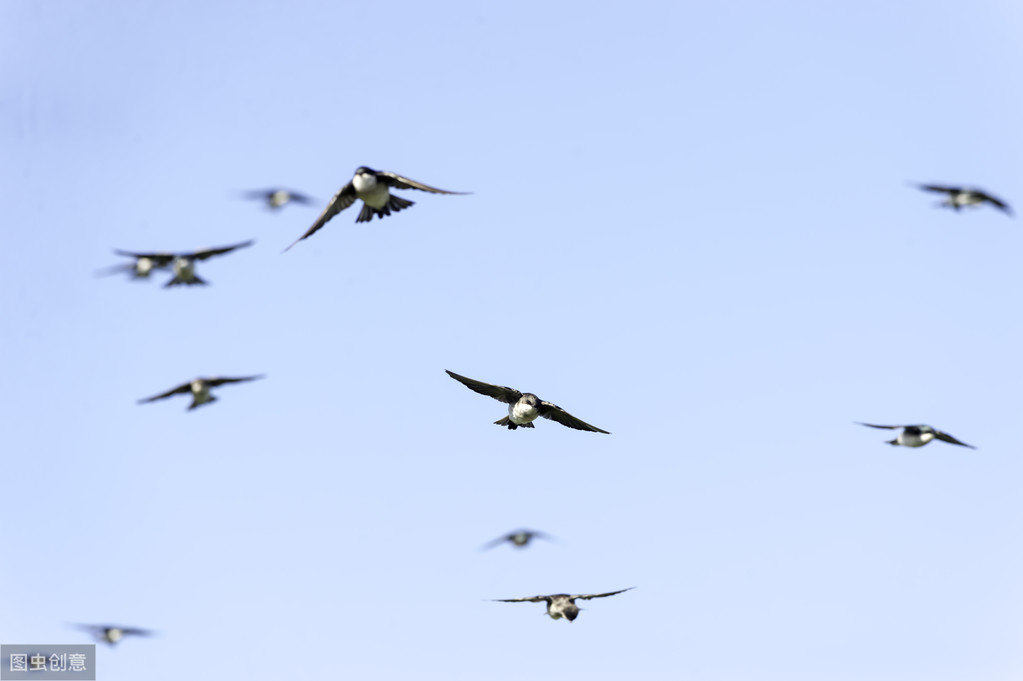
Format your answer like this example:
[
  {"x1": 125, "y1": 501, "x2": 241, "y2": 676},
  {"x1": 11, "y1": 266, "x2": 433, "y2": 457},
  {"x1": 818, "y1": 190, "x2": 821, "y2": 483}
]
[
  {"x1": 164, "y1": 274, "x2": 208, "y2": 288},
  {"x1": 494, "y1": 417, "x2": 534, "y2": 429},
  {"x1": 356, "y1": 196, "x2": 415, "y2": 222},
  {"x1": 886, "y1": 438, "x2": 899, "y2": 446}
]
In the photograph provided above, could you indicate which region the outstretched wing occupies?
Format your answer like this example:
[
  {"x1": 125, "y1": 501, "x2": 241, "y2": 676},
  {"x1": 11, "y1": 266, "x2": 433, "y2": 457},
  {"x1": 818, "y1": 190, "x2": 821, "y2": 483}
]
[
  {"x1": 285, "y1": 183, "x2": 358, "y2": 250},
  {"x1": 977, "y1": 192, "x2": 1013, "y2": 215},
  {"x1": 446, "y1": 370, "x2": 522, "y2": 404},
  {"x1": 493, "y1": 595, "x2": 548, "y2": 603},
  {"x1": 112, "y1": 250, "x2": 176, "y2": 265},
  {"x1": 138, "y1": 383, "x2": 192, "y2": 403},
  {"x1": 855, "y1": 422, "x2": 902, "y2": 430},
  {"x1": 916, "y1": 184, "x2": 957, "y2": 195},
  {"x1": 539, "y1": 401, "x2": 610, "y2": 434},
  {"x1": 205, "y1": 375, "x2": 265, "y2": 387},
  {"x1": 934, "y1": 430, "x2": 977, "y2": 449},
  {"x1": 190, "y1": 240, "x2": 255, "y2": 260},
  {"x1": 379, "y1": 171, "x2": 469, "y2": 195},
  {"x1": 571, "y1": 587, "x2": 634, "y2": 601}
]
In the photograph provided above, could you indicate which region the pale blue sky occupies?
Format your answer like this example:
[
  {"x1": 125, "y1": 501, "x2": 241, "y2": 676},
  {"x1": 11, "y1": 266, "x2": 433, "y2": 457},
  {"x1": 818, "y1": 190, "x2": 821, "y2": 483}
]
[{"x1": 3, "y1": 1, "x2": 1023, "y2": 679}]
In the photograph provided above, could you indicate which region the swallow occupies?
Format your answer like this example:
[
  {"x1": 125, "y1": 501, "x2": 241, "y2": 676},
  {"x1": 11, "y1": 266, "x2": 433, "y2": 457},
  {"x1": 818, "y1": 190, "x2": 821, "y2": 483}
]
[
  {"x1": 493, "y1": 588, "x2": 633, "y2": 622},
  {"x1": 446, "y1": 370, "x2": 610, "y2": 433},
  {"x1": 856, "y1": 423, "x2": 977, "y2": 449},
  {"x1": 72, "y1": 624, "x2": 153, "y2": 646},
  {"x1": 241, "y1": 188, "x2": 315, "y2": 210},
  {"x1": 163, "y1": 240, "x2": 254, "y2": 287},
  {"x1": 285, "y1": 167, "x2": 468, "y2": 250},
  {"x1": 138, "y1": 375, "x2": 264, "y2": 410},
  {"x1": 481, "y1": 529, "x2": 553, "y2": 551},
  {"x1": 915, "y1": 184, "x2": 1012, "y2": 216},
  {"x1": 96, "y1": 251, "x2": 175, "y2": 279}
]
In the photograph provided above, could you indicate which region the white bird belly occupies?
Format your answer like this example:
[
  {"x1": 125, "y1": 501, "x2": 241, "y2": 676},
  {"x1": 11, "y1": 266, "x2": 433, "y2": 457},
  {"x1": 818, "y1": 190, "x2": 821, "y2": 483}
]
[
  {"x1": 509, "y1": 402, "x2": 540, "y2": 425},
  {"x1": 899, "y1": 432, "x2": 933, "y2": 447}
]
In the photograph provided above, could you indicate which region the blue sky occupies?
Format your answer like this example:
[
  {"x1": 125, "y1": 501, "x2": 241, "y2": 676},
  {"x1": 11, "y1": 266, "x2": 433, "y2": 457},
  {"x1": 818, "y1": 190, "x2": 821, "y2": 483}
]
[{"x1": 3, "y1": 1, "x2": 1023, "y2": 679}]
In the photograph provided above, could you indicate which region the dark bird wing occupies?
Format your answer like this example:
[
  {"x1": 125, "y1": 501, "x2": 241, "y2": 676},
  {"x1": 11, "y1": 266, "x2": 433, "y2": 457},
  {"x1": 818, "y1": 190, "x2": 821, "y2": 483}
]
[
  {"x1": 204, "y1": 375, "x2": 265, "y2": 387},
  {"x1": 445, "y1": 370, "x2": 522, "y2": 404},
  {"x1": 242, "y1": 189, "x2": 276, "y2": 200},
  {"x1": 480, "y1": 534, "x2": 514, "y2": 551},
  {"x1": 570, "y1": 587, "x2": 634, "y2": 601},
  {"x1": 189, "y1": 240, "x2": 255, "y2": 260},
  {"x1": 117, "y1": 627, "x2": 153, "y2": 637},
  {"x1": 934, "y1": 430, "x2": 977, "y2": 449},
  {"x1": 94, "y1": 263, "x2": 133, "y2": 277},
  {"x1": 977, "y1": 191, "x2": 1013, "y2": 215},
  {"x1": 493, "y1": 595, "x2": 548, "y2": 603},
  {"x1": 138, "y1": 383, "x2": 193, "y2": 403},
  {"x1": 286, "y1": 191, "x2": 315, "y2": 205},
  {"x1": 112, "y1": 250, "x2": 176, "y2": 265},
  {"x1": 916, "y1": 184, "x2": 958, "y2": 195},
  {"x1": 285, "y1": 183, "x2": 358, "y2": 250},
  {"x1": 378, "y1": 171, "x2": 469, "y2": 195},
  {"x1": 538, "y1": 401, "x2": 610, "y2": 434},
  {"x1": 855, "y1": 422, "x2": 903, "y2": 430}
]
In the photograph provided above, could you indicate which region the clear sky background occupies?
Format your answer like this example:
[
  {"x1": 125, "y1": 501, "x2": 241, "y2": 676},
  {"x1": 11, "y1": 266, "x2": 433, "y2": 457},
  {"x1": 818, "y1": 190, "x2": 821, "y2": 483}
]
[{"x1": 3, "y1": 1, "x2": 1022, "y2": 679}]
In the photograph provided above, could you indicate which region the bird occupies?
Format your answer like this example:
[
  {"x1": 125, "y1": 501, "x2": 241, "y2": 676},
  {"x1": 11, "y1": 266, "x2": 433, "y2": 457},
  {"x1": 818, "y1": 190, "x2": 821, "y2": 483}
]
[
  {"x1": 493, "y1": 588, "x2": 633, "y2": 622},
  {"x1": 445, "y1": 370, "x2": 610, "y2": 433},
  {"x1": 241, "y1": 188, "x2": 315, "y2": 210},
  {"x1": 481, "y1": 529, "x2": 553, "y2": 551},
  {"x1": 162, "y1": 240, "x2": 254, "y2": 287},
  {"x1": 138, "y1": 375, "x2": 264, "y2": 410},
  {"x1": 285, "y1": 167, "x2": 468, "y2": 250},
  {"x1": 856, "y1": 423, "x2": 976, "y2": 449},
  {"x1": 915, "y1": 183, "x2": 1012, "y2": 216},
  {"x1": 96, "y1": 251, "x2": 175, "y2": 279},
  {"x1": 72, "y1": 624, "x2": 153, "y2": 646}
]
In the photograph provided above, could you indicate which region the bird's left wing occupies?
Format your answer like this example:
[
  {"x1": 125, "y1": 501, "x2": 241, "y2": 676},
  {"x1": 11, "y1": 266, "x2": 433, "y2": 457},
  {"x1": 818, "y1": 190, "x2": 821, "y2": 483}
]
[
  {"x1": 190, "y1": 240, "x2": 255, "y2": 260},
  {"x1": 379, "y1": 171, "x2": 469, "y2": 195},
  {"x1": 934, "y1": 430, "x2": 977, "y2": 449},
  {"x1": 539, "y1": 402, "x2": 610, "y2": 434},
  {"x1": 572, "y1": 587, "x2": 634, "y2": 601},
  {"x1": 205, "y1": 375, "x2": 265, "y2": 387}
]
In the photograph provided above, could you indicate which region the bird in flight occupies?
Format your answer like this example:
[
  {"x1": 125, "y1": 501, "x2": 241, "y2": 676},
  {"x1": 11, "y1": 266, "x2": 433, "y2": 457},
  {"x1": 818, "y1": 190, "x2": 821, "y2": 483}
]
[
  {"x1": 481, "y1": 529, "x2": 553, "y2": 551},
  {"x1": 445, "y1": 370, "x2": 610, "y2": 433},
  {"x1": 856, "y1": 423, "x2": 976, "y2": 449},
  {"x1": 914, "y1": 183, "x2": 1012, "y2": 216},
  {"x1": 241, "y1": 188, "x2": 315, "y2": 210},
  {"x1": 493, "y1": 588, "x2": 633, "y2": 622},
  {"x1": 138, "y1": 375, "x2": 264, "y2": 411},
  {"x1": 96, "y1": 251, "x2": 175, "y2": 280},
  {"x1": 72, "y1": 624, "x2": 153, "y2": 646},
  {"x1": 285, "y1": 166, "x2": 468, "y2": 250},
  {"x1": 112, "y1": 241, "x2": 253, "y2": 287}
]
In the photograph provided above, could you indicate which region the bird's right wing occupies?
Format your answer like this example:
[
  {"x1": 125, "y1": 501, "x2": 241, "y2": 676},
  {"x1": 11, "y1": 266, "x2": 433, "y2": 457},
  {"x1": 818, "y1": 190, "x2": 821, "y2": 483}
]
[
  {"x1": 445, "y1": 370, "x2": 522, "y2": 404},
  {"x1": 493, "y1": 596, "x2": 547, "y2": 603},
  {"x1": 285, "y1": 183, "x2": 358, "y2": 250},
  {"x1": 137, "y1": 383, "x2": 192, "y2": 403},
  {"x1": 572, "y1": 587, "x2": 634, "y2": 601}
]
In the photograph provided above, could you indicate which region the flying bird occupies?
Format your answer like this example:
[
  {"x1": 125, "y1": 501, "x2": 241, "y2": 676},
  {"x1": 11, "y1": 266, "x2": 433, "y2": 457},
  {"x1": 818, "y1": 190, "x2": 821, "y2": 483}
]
[
  {"x1": 138, "y1": 375, "x2": 264, "y2": 411},
  {"x1": 72, "y1": 624, "x2": 153, "y2": 646},
  {"x1": 160, "y1": 240, "x2": 254, "y2": 287},
  {"x1": 241, "y1": 188, "x2": 315, "y2": 210},
  {"x1": 481, "y1": 529, "x2": 553, "y2": 551},
  {"x1": 96, "y1": 251, "x2": 175, "y2": 280},
  {"x1": 493, "y1": 588, "x2": 633, "y2": 622},
  {"x1": 445, "y1": 370, "x2": 610, "y2": 433},
  {"x1": 285, "y1": 166, "x2": 468, "y2": 250},
  {"x1": 915, "y1": 184, "x2": 1012, "y2": 216},
  {"x1": 856, "y1": 423, "x2": 976, "y2": 449}
]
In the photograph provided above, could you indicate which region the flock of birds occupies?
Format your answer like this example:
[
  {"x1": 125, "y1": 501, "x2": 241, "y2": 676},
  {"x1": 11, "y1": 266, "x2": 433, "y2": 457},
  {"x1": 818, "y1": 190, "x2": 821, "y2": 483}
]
[{"x1": 76, "y1": 169, "x2": 1010, "y2": 643}]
